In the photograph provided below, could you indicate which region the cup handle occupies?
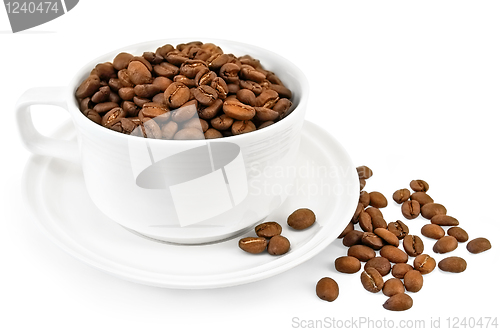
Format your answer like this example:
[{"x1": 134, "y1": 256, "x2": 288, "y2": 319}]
[{"x1": 16, "y1": 87, "x2": 80, "y2": 164}]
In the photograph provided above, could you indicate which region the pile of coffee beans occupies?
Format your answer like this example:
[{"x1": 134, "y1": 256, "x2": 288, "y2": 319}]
[
  {"x1": 316, "y1": 166, "x2": 491, "y2": 311},
  {"x1": 238, "y1": 208, "x2": 316, "y2": 255},
  {"x1": 75, "y1": 41, "x2": 294, "y2": 139}
]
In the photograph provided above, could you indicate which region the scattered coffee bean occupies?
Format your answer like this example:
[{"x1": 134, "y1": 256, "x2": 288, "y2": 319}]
[
  {"x1": 403, "y1": 235, "x2": 424, "y2": 257},
  {"x1": 433, "y1": 236, "x2": 458, "y2": 254},
  {"x1": 431, "y1": 214, "x2": 459, "y2": 226},
  {"x1": 421, "y1": 203, "x2": 447, "y2": 219},
  {"x1": 338, "y1": 222, "x2": 355, "y2": 238},
  {"x1": 387, "y1": 220, "x2": 409, "y2": 240},
  {"x1": 413, "y1": 254, "x2": 436, "y2": 274},
  {"x1": 383, "y1": 293, "x2": 413, "y2": 311},
  {"x1": 365, "y1": 207, "x2": 383, "y2": 219},
  {"x1": 380, "y1": 245, "x2": 408, "y2": 263},
  {"x1": 447, "y1": 227, "x2": 469, "y2": 243},
  {"x1": 410, "y1": 179, "x2": 429, "y2": 192},
  {"x1": 255, "y1": 221, "x2": 282, "y2": 238},
  {"x1": 347, "y1": 245, "x2": 376, "y2": 262},
  {"x1": 369, "y1": 191, "x2": 388, "y2": 208},
  {"x1": 371, "y1": 216, "x2": 387, "y2": 230},
  {"x1": 401, "y1": 200, "x2": 420, "y2": 219},
  {"x1": 238, "y1": 237, "x2": 267, "y2": 254},
  {"x1": 467, "y1": 237, "x2": 492, "y2": 254},
  {"x1": 373, "y1": 228, "x2": 400, "y2": 246},
  {"x1": 404, "y1": 270, "x2": 423, "y2": 292},
  {"x1": 410, "y1": 192, "x2": 434, "y2": 206},
  {"x1": 361, "y1": 267, "x2": 384, "y2": 293},
  {"x1": 393, "y1": 189, "x2": 411, "y2": 204},
  {"x1": 392, "y1": 263, "x2": 413, "y2": 279},
  {"x1": 287, "y1": 208, "x2": 316, "y2": 230},
  {"x1": 362, "y1": 232, "x2": 384, "y2": 250},
  {"x1": 359, "y1": 191, "x2": 370, "y2": 208},
  {"x1": 356, "y1": 166, "x2": 373, "y2": 180},
  {"x1": 342, "y1": 230, "x2": 364, "y2": 247},
  {"x1": 421, "y1": 224, "x2": 445, "y2": 239},
  {"x1": 335, "y1": 256, "x2": 361, "y2": 274},
  {"x1": 358, "y1": 211, "x2": 373, "y2": 232},
  {"x1": 365, "y1": 257, "x2": 391, "y2": 276},
  {"x1": 383, "y1": 278, "x2": 405, "y2": 297},
  {"x1": 438, "y1": 256, "x2": 467, "y2": 273},
  {"x1": 267, "y1": 235, "x2": 290, "y2": 255},
  {"x1": 351, "y1": 203, "x2": 363, "y2": 223},
  {"x1": 316, "y1": 277, "x2": 339, "y2": 302}
]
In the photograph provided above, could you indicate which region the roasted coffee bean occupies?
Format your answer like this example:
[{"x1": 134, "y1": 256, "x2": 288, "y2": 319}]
[
  {"x1": 403, "y1": 235, "x2": 424, "y2": 257},
  {"x1": 369, "y1": 191, "x2": 388, "y2": 208},
  {"x1": 433, "y1": 236, "x2": 458, "y2": 254},
  {"x1": 91, "y1": 86, "x2": 111, "y2": 103},
  {"x1": 155, "y1": 44, "x2": 175, "y2": 58},
  {"x1": 161, "y1": 121, "x2": 178, "y2": 139},
  {"x1": 383, "y1": 278, "x2": 405, "y2": 297},
  {"x1": 84, "y1": 109, "x2": 101, "y2": 124},
  {"x1": 179, "y1": 60, "x2": 207, "y2": 78},
  {"x1": 359, "y1": 179, "x2": 366, "y2": 191},
  {"x1": 467, "y1": 237, "x2": 492, "y2": 254},
  {"x1": 413, "y1": 254, "x2": 436, "y2": 274},
  {"x1": 118, "y1": 85, "x2": 136, "y2": 101},
  {"x1": 421, "y1": 224, "x2": 445, "y2": 239},
  {"x1": 401, "y1": 200, "x2": 420, "y2": 219},
  {"x1": 269, "y1": 84, "x2": 292, "y2": 99},
  {"x1": 356, "y1": 166, "x2": 373, "y2": 180},
  {"x1": 220, "y1": 63, "x2": 241, "y2": 83},
  {"x1": 255, "y1": 107, "x2": 280, "y2": 122},
  {"x1": 240, "y1": 80, "x2": 263, "y2": 95},
  {"x1": 273, "y1": 98, "x2": 293, "y2": 119},
  {"x1": 152, "y1": 92, "x2": 167, "y2": 105},
  {"x1": 383, "y1": 293, "x2": 413, "y2": 311},
  {"x1": 173, "y1": 128, "x2": 205, "y2": 140},
  {"x1": 371, "y1": 216, "x2": 387, "y2": 230},
  {"x1": 421, "y1": 203, "x2": 447, "y2": 219},
  {"x1": 447, "y1": 227, "x2": 469, "y2": 242},
  {"x1": 94, "y1": 102, "x2": 119, "y2": 114},
  {"x1": 210, "y1": 113, "x2": 233, "y2": 130},
  {"x1": 231, "y1": 120, "x2": 256, "y2": 135},
  {"x1": 227, "y1": 83, "x2": 240, "y2": 94},
  {"x1": 387, "y1": 220, "x2": 409, "y2": 240},
  {"x1": 94, "y1": 62, "x2": 116, "y2": 81},
  {"x1": 404, "y1": 270, "x2": 423, "y2": 292},
  {"x1": 238, "y1": 237, "x2": 267, "y2": 254},
  {"x1": 410, "y1": 192, "x2": 434, "y2": 206},
  {"x1": 76, "y1": 75, "x2": 101, "y2": 99},
  {"x1": 347, "y1": 245, "x2": 376, "y2": 262},
  {"x1": 175, "y1": 74, "x2": 197, "y2": 88},
  {"x1": 240, "y1": 65, "x2": 266, "y2": 82},
  {"x1": 79, "y1": 97, "x2": 93, "y2": 111},
  {"x1": 392, "y1": 263, "x2": 413, "y2": 279},
  {"x1": 223, "y1": 99, "x2": 255, "y2": 120},
  {"x1": 358, "y1": 211, "x2": 373, "y2": 232},
  {"x1": 204, "y1": 128, "x2": 223, "y2": 139},
  {"x1": 164, "y1": 82, "x2": 191, "y2": 109},
  {"x1": 351, "y1": 203, "x2": 363, "y2": 224},
  {"x1": 134, "y1": 84, "x2": 161, "y2": 99},
  {"x1": 117, "y1": 69, "x2": 134, "y2": 87},
  {"x1": 165, "y1": 50, "x2": 189, "y2": 66},
  {"x1": 287, "y1": 208, "x2": 316, "y2": 230},
  {"x1": 410, "y1": 179, "x2": 429, "y2": 192},
  {"x1": 359, "y1": 191, "x2": 370, "y2": 208},
  {"x1": 267, "y1": 235, "x2": 290, "y2": 255},
  {"x1": 236, "y1": 89, "x2": 257, "y2": 106},
  {"x1": 113, "y1": 52, "x2": 134, "y2": 71},
  {"x1": 143, "y1": 51, "x2": 164, "y2": 65},
  {"x1": 380, "y1": 245, "x2": 408, "y2": 263},
  {"x1": 316, "y1": 277, "x2": 339, "y2": 302},
  {"x1": 207, "y1": 53, "x2": 230, "y2": 69},
  {"x1": 109, "y1": 118, "x2": 137, "y2": 134},
  {"x1": 361, "y1": 267, "x2": 384, "y2": 293},
  {"x1": 374, "y1": 228, "x2": 399, "y2": 246},
  {"x1": 393, "y1": 189, "x2": 411, "y2": 204},
  {"x1": 152, "y1": 76, "x2": 172, "y2": 92},
  {"x1": 431, "y1": 214, "x2": 459, "y2": 226},
  {"x1": 210, "y1": 77, "x2": 228, "y2": 99},
  {"x1": 438, "y1": 256, "x2": 467, "y2": 273},
  {"x1": 342, "y1": 230, "x2": 364, "y2": 247},
  {"x1": 127, "y1": 60, "x2": 153, "y2": 85},
  {"x1": 365, "y1": 257, "x2": 391, "y2": 276},
  {"x1": 182, "y1": 117, "x2": 208, "y2": 132},
  {"x1": 133, "y1": 96, "x2": 150, "y2": 108},
  {"x1": 258, "y1": 121, "x2": 274, "y2": 129},
  {"x1": 195, "y1": 69, "x2": 217, "y2": 86},
  {"x1": 130, "y1": 56, "x2": 153, "y2": 71},
  {"x1": 109, "y1": 91, "x2": 121, "y2": 104},
  {"x1": 198, "y1": 99, "x2": 223, "y2": 120},
  {"x1": 102, "y1": 107, "x2": 126, "y2": 128},
  {"x1": 255, "y1": 222, "x2": 282, "y2": 238},
  {"x1": 192, "y1": 85, "x2": 218, "y2": 106},
  {"x1": 255, "y1": 89, "x2": 279, "y2": 108},
  {"x1": 122, "y1": 101, "x2": 139, "y2": 117},
  {"x1": 139, "y1": 118, "x2": 162, "y2": 139},
  {"x1": 338, "y1": 222, "x2": 355, "y2": 238},
  {"x1": 362, "y1": 232, "x2": 384, "y2": 250},
  {"x1": 335, "y1": 256, "x2": 361, "y2": 274},
  {"x1": 365, "y1": 207, "x2": 383, "y2": 219},
  {"x1": 153, "y1": 62, "x2": 180, "y2": 78}
]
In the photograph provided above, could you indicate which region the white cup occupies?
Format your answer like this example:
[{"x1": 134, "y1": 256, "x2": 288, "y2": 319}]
[{"x1": 16, "y1": 39, "x2": 309, "y2": 244}]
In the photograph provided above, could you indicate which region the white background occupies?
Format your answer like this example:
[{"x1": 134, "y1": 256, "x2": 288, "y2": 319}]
[{"x1": 1, "y1": 1, "x2": 499, "y2": 331}]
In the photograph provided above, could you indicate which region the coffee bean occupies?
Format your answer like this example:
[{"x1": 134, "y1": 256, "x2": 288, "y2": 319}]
[
  {"x1": 347, "y1": 245, "x2": 376, "y2": 262},
  {"x1": 359, "y1": 179, "x2": 366, "y2": 191},
  {"x1": 404, "y1": 270, "x2": 423, "y2": 292},
  {"x1": 358, "y1": 211, "x2": 373, "y2": 232},
  {"x1": 342, "y1": 230, "x2": 364, "y2": 247},
  {"x1": 94, "y1": 62, "x2": 116, "y2": 81},
  {"x1": 421, "y1": 203, "x2": 447, "y2": 219},
  {"x1": 387, "y1": 220, "x2": 409, "y2": 240},
  {"x1": 182, "y1": 118, "x2": 208, "y2": 132},
  {"x1": 335, "y1": 256, "x2": 361, "y2": 274},
  {"x1": 139, "y1": 118, "x2": 162, "y2": 139},
  {"x1": 161, "y1": 121, "x2": 178, "y2": 139},
  {"x1": 369, "y1": 191, "x2": 388, "y2": 208},
  {"x1": 383, "y1": 293, "x2": 413, "y2": 311},
  {"x1": 240, "y1": 65, "x2": 266, "y2": 82},
  {"x1": 447, "y1": 227, "x2": 469, "y2": 243},
  {"x1": 255, "y1": 89, "x2": 280, "y2": 108},
  {"x1": 351, "y1": 203, "x2": 363, "y2": 224},
  {"x1": 109, "y1": 118, "x2": 137, "y2": 134},
  {"x1": 238, "y1": 237, "x2": 267, "y2": 254},
  {"x1": 255, "y1": 221, "x2": 282, "y2": 238},
  {"x1": 195, "y1": 69, "x2": 217, "y2": 87},
  {"x1": 113, "y1": 52, "x2": 134, "y2": 71},
  {"x1": 413, "y1": 254, "x2": 436, "y2": 274},
  {"x1": 365, "y1": 207, "x2": 383, "y2": 219},
  {"x1": 133, "y1": 96, "x2": 150, "y2": 108},
  {"x1": 236, "y1": 89, "x2": 256, "y2": 106},
  {"x1": 255, "y1": 107, "x2": 280, "y2": 122},
  {"x1": 173, "y1": 128, "x2": 205, "y2": 140},
  {"x1": 198, "y1": 99, "x2": 223, "y2": 120},
  {"x1": 134, "y1": 84, "x2": 161, "y2": 99},
  {"x1": 287, "y1": 208, "x2": 316, "y2": 230},
  {"x1": 410, "y1": 179, "x2": 429, "y2": 192},
  {"x1": 258, "y1": 121, "x2": 274, "y2": 129},
  {"x1": 102, "y1": 107, "x2": 126, "y2": 128},
  {"x1": 207, "y1": 53, "x2": 230, "y2": 69},
  {"x1": 76, "y1": 75, "x2": 101, "y2": 99},
  {"x1": 371, "y1": 216, "x2": 387, "y2": 230},
  {"x1": 431, "y1": 214, "x2": 459, "y2": 226},
  {"x1": 401, "y1": 200, "x2": 420, "y2": 219},
  {"x1": 219, "y1": 63, "x2": 241, "y2": 83},
  {"x1": 84, "y1": 109, "x2": 101, "y2": 124},
  {"x1": 362, "y1": 232, "x2": 384, "y2": 250},
  {"x1": 193, "y1": 85, "x2": 218, "y2": 106},
  {"x1": 164, "y1": 82, "x2": 190, "y2": 109},
  {"x1": 127, "y1": 60, "x2": 153, "y2": 85},
  {"x1": 179, "y1": 60, "x2": 207, "y2": 78},
  {"x1": 118, "y1": 87, "x2": 135, "y2": 101},
  {"x1": 410, "y1": 192, "x2": 434, "y2": 206},
  {"x1": 118, "y1": 69, "x2": 134, "y2": 87},
  {"x1": 223, "y1": 99, "x2": 256, "y2": 120},
  {"x1": 467, "y1": 237, "x2": 492, "y2": 254},
  {"x1": 204, "y1": 128, "x2": 222, "y2": 139},
  {"x1": 356, "y1": 166, "x2": 373, "y2": 180},
  {"x1": 359, "y1": 191, "x2": 370, "y2": 208},
  {"x1": 91, "y1": 86, "x2": 111, "y2": 103},
  {"x1": 373, "y1": 228, "x2": 400, "y2": 246},
  {"x1": 140, "y1": 102, "x2": 169, "y2": 121},
  {"x1": 380, "y1": 245, "x2": 408, "y2": 263},
  {"x1": 338, "y1": 222, "x2": 355, "y2": 239},
  {"x1": 383, "y1": 278, "x2": 405, "y2": 297},
  {"x1": 269, "y1": 84, "x2": 292, "y2": 99},
  {"x1": 153, "y1": 62, "x2": 180, "y2": 78},
  {"x1": 403, "y1": 235, "x2": 424, "y2": 257},
  {"x1": 210, "y1": 77, "x2": 229, "y2": 99},
  {"x1": 171, "y1": 100, "x2": 197, "y2": 123},
  {"x1": 361, "y1": 267, "x2": 384, "y2": 293},
  {"x1": 273, "y1": 98, "x2": 293, "y2": 119},
  {"x1": 438, "y1": 256, "x2": 467, "y2": 273},
  {"x1": 210, "y1": 113, "x2": 234, "y2": 130},
  {"x1": 421, "y1": 224, "x2": 445, "y2": 239},
  {"x1": 239, "y1": 80, "x2": 262, "y2": 95},
  {"x1": 267, "y1": 235, "x2": 290, "y2": 255},
  {"x1": 316, "y1": 277, "x2": 339, "y2": 302},
  {"x1": 393, "y1": 189, "x2": 411, "y2": 204},
  {"x1": 232, "y1": 120, "x2": 256, "y2": 135},
  {"x1": 365, "y1": 257, "x2": 391, "y2": 276},
  {"x1": 433, "y1": 236, "x2": 458, "y2": 254},
  {"x1": 391, "y1": 263, "x2": 413, "y2": 279}
]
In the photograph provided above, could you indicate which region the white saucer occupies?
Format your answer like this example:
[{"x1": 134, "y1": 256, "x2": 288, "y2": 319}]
[{"x1": 22, "y1": 121, "x2": 359, "y2": 289}]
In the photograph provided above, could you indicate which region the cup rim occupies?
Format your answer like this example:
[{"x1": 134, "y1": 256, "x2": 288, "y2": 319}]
[{"x1": 68, "y1": 38, "x2": 309, "y2": 143}]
